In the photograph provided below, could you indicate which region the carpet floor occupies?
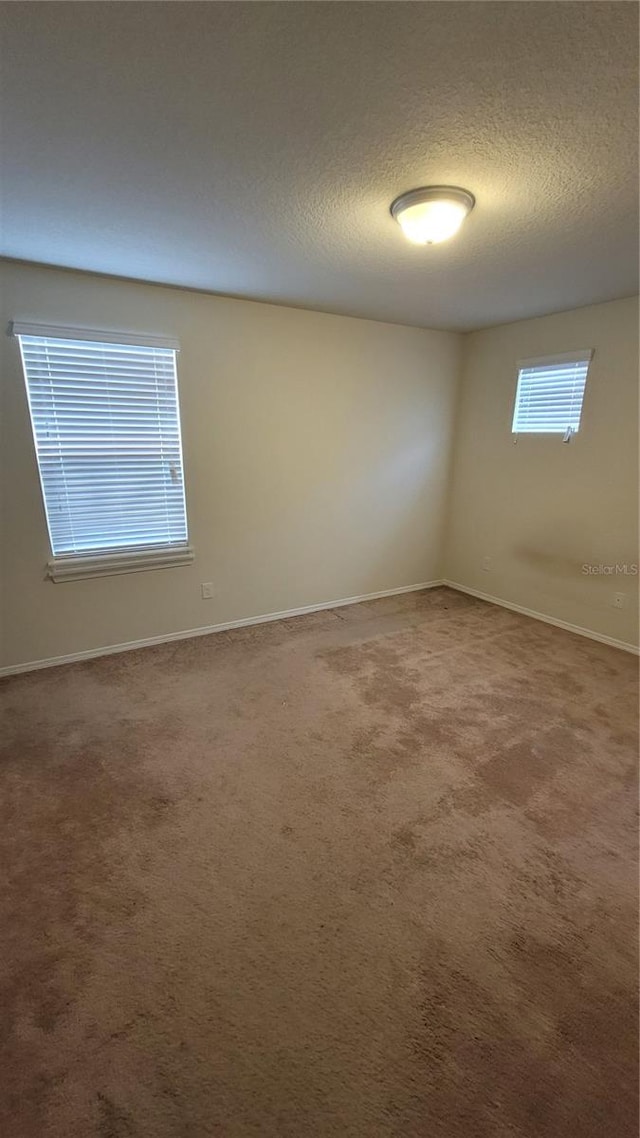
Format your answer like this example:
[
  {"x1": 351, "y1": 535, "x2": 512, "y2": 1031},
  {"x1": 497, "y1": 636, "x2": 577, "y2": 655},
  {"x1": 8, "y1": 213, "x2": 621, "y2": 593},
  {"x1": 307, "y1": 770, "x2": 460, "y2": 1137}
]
[{"x1": 1, "y1": 587, "x2": 638, "y2": 1137}]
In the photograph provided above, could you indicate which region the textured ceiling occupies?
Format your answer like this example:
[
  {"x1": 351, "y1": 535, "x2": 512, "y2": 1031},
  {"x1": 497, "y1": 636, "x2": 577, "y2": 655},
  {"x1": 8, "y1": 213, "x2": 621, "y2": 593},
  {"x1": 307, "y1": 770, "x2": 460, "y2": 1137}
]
[{"x1": 1, "y1": 1, "x2": 638, "y2": 330}]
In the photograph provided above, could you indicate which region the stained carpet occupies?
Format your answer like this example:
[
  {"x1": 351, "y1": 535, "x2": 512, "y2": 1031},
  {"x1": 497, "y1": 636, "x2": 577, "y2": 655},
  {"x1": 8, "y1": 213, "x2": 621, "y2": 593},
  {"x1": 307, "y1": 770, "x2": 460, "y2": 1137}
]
[{"x1": 1, "y1": 587, "x2": 638, "y2": 1137}]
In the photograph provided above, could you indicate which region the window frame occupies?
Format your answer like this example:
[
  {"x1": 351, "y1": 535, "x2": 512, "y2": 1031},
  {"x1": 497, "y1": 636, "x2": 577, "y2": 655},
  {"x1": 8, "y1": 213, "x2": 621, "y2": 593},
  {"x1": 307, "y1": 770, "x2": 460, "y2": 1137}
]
[
  {"x1": 511, "y1": 349, "x2": 593, "y2": 438},
  {"x1": 12, "y1": 322, "x2": 194, "y2": 582}
]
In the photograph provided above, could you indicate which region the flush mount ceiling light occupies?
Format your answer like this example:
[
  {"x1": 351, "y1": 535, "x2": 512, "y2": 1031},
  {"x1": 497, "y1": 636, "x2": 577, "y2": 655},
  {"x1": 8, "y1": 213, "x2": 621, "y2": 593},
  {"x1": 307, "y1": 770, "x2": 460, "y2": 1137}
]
[{"x1": 390, "y1": 185, "x2": 475, "y2": 245}]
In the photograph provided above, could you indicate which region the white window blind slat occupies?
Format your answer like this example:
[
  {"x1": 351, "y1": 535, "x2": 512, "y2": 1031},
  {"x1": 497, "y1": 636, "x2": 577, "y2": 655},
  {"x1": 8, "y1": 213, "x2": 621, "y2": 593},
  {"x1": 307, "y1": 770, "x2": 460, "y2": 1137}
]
[
  {"x1": 512, "y1": 352, "x2": 592, "y2": 434},
  {"x1": 17, "y1": 332, "x2": 189, "y2": 559}
]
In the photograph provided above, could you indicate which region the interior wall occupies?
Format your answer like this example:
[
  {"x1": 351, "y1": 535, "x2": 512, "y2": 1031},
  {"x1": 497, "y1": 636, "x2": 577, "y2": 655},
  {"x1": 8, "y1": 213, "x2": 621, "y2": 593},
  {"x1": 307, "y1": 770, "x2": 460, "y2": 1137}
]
[
  {"x1": 0, "y1": 261, "x2": 460, "y2": 670},
  {"x1": 444, "y1": 296, "x2": 639, "y2": 648}
]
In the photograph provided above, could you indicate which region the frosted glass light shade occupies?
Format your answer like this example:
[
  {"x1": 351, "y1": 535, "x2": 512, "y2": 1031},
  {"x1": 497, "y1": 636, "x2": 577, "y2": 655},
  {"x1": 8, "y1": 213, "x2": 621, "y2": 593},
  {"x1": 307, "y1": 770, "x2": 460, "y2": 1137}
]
[{"x1": 391, "y1": 186, "x2": 475, "y2": 245}]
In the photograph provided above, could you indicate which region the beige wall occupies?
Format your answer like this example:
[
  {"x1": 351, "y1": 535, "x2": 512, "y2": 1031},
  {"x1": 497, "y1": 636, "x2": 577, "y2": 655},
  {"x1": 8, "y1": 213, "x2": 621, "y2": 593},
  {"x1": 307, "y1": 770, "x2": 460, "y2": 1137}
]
[
  {"x1": 0, "y1": 261, "x2": 460, "y2": 669},
  {"x1": 445, "y1": 297, "x2": 639, "y2": 648},
  {"x1": 2, "y1": 264, "x2": 637, "y2": 671}
]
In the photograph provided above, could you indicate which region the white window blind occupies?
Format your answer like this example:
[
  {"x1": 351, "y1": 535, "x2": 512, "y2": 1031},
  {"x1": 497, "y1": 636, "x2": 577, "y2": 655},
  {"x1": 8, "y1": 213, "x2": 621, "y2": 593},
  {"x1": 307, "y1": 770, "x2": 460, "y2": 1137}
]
[
  {"x1": 512, "y1": 350, "x2": 593, "y2": 435},
  {"x1": 14, "y1": 324, "x2": 191, "y2": 576}
]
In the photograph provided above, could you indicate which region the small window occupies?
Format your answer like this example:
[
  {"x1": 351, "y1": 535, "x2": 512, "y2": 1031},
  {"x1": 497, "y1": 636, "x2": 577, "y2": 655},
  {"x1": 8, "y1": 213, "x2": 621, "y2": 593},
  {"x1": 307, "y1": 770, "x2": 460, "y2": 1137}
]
[
  {"x1": 512, "y1": 350, "x2": 593, "y2": 436},
  {"x1": 13, "y1": 322, "x2": 193, "y2": 581}
]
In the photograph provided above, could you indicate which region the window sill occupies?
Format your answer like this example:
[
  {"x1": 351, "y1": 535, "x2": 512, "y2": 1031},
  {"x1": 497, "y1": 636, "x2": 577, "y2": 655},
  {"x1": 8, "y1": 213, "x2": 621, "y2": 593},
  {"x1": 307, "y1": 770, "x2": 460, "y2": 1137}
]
[{"x1": 47, "y1": 545, "x2": 194, "y2": 583}]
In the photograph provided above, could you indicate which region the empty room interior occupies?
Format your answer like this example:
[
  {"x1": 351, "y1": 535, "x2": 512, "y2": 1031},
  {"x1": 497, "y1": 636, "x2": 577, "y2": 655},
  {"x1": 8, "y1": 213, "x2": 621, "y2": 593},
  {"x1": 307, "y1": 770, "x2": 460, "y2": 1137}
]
[{"x1": 1, "y1": 3, "x2": 639, "y2": 1136}]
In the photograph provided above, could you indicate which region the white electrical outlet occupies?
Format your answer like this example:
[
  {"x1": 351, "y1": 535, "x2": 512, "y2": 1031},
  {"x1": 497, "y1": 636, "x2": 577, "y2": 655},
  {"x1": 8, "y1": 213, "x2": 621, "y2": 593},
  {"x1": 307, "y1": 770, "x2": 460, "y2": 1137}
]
[
  {"x1": 481, "y1": 556, "x2": 491, "y2": 572},
  {"x1": 201, "y1": 582, "x2": 214, "y2": 600},
  {"x1": 612, "y1": 592, "x2": 627, "y2": 610}
]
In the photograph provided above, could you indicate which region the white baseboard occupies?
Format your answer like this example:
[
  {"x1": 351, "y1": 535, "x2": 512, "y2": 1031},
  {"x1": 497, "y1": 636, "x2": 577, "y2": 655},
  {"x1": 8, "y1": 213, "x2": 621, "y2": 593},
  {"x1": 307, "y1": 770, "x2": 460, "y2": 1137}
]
[
  {"x1": 0, "y1": 579, "x2": 444, "y2": 677},
  {"x1": 4, "y1": 577, "x2": 636, "y2": 678},
  {"x1": 443, "y1": 579, "x2": 639, "y2": 655}
]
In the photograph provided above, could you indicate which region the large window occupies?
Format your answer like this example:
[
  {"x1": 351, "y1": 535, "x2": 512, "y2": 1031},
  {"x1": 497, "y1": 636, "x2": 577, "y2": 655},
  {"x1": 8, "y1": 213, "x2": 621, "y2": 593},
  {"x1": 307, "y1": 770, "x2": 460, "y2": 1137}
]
[
  {"x1": 512, "y1": 350, "x2": 593, "y2": 437},
  {"x1": 14, "y1": 323, "x2": 192, "y2": 581}
]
